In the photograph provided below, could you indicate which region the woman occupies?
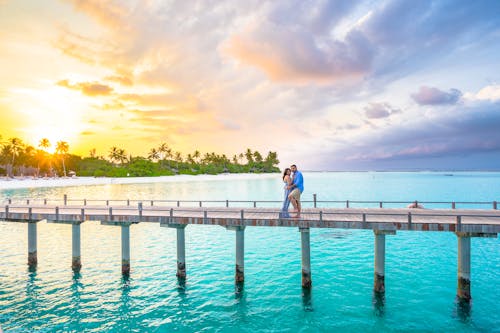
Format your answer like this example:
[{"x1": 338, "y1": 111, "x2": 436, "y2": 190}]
[{"x1": 280, "y1": 168, "x2": 293, "y2": 218}]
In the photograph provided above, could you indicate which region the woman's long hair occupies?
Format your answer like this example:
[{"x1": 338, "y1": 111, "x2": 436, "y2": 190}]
[{"x1": 282, "y1": 168, "x2": 291, "y2": 180}]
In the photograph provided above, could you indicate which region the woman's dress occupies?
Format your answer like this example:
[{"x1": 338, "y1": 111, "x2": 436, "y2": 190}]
[{"x1": 280, "y1": 180, "x2": 292, "y2": 218}]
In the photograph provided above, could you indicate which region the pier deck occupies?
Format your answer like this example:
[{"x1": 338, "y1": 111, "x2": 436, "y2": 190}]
[{"x1": 1, "y1": 204, "x2": 500, "y2": 233}]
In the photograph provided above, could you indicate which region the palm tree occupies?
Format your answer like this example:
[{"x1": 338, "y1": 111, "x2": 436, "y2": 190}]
[
  {"x1": 148, "y1": 148, "x2": 160, "y2": 162},
  {"x1": 174, "y1": 151, "x2": 183, "y2": 169},
  {"x1": 4, "y1": 137, "x2": 24, "y2": 176},
  {"x1": 39, "y1": 138, "x2": 50, "y2": 151},
  {"x1": 193, "y1": 150, "x2": 201, "y2": 164},
  {"x1": 253, "y1": 151, "x2": 263, "y2": 163},
  {"x1": 265, "y1": 151, "x2": 279, "y2": 167},
  {"x1": 108, "y1": 146, "x2": 127, "y2": 165},
  {"x1": 108, "y1": 146, "x2": 120, "y2": 165},
  {"x1": 245, "y1": 148, "x2": 254, "y2": 164},
  {"x1": 158, "y1": 143, "x2": 172, "y2": 160},
  {"x1": 38, "y1": 138, "x2": 52, "y2": 177},
  {"x1": 117, "y1": 149, "x2": 127, "y2": 164},
  {"x1": 8, "y1": 137, "x2": 23, "y2": 166},
  {"x1": 55, "y1": 141, "x2": 69, "y2": 177}
]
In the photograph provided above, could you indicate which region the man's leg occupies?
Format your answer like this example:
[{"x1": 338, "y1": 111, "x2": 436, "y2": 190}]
[{"x1": 288, "y1": 192, "x2": 298, "y2": 211}]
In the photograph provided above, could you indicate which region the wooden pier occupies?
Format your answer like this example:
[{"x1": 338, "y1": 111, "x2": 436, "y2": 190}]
[{"x1": 1, "y1": 196, "x2": 499, "y2": 302}]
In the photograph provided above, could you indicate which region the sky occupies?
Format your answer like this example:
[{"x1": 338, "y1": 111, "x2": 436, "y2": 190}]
[{"x1": 1, "y1": 0, "x2": 500, "y2": 170}]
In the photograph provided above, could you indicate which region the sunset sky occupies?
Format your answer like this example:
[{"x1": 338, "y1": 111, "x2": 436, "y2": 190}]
[{"x1": 1, "y1": 0, "x2": 499, "y2": 170}]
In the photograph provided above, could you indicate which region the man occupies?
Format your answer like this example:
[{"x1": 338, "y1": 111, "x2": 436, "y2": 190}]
[{"x1": 288, "y1": 164, "x2": 304, "y2": 218}]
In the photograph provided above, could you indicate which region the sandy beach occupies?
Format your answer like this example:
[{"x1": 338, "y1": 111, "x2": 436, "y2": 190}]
[{"x1": 0, "y1": 173, "x2": 278, "y2": 190}]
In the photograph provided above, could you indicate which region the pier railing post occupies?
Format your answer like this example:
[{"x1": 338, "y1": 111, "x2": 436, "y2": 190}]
[
  {"x1": 373, "y1": 230, "x2": 395, "y2": 293},
  {"x1": 300, "y1": 227, "x2": 312, "y2": 288},
  {"x1": 121, "y1": 224, "x2": 131, "y2": 275},
  {"x1": 313, "y1": 194, "x2": 317, "y2": 208},
  {"x1": 456, "y1": 232, "x2": 471, "y2": 301},
  {"x1": 64, "y1": 194, "x2": 67, "y2": 206},
  {"x1": 176, "y1": 225, "x2": 187, "y2": 279},
  {"x1": 28, "y1": 221, "x2": 37, "y2": 267}
]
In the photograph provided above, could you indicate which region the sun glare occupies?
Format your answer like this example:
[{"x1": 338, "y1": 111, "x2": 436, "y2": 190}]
[{"x1": 12, "y1": 86, "x2": 87, "y2": 153}]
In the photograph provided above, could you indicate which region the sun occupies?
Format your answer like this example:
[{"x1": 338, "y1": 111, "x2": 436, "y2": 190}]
[{"x1": 13, "y1": 86, "x2": 86, "y2": 153}]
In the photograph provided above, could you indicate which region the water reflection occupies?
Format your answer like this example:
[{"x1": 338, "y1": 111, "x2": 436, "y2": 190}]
[
  {"x1": 302, "y1": 288, "x2": 313, "y2": 312},
  {"x1": 372, "y1": 291, "x2": 385, "y2": 317}
]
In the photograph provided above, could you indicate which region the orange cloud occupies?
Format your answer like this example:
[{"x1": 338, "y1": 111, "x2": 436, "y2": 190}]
[
  {"x1": 57, "y1": 79, "x2": 113, "y2": 96},
  {"x1": 65, "y1": 0, "x2": 129, "y2": 29},
  {"x1": 105, "y1": 75, "x2": 133, "y2": 86}
]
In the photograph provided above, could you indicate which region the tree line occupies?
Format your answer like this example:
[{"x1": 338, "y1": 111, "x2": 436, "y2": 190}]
[{"x1": 0, "y1": 135, "x2": 280, "y2": 177}]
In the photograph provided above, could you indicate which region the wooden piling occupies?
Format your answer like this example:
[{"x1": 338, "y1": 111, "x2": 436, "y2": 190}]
[
  {"x1": 27, "y1": 222, "x2": 37, "y2": 267},
  {"x1": 72, "y1": 223, "x2": 82, "y2": 271},
  {"x1": 121, "y1": 224, "x2": 131, "y2": 275},
  {"x1": 176, "y1": 225, "x2": 187, "y2": 279},
  {"x1": 456, "y1": 233, "x2": 471, "y2": 301},
  {"x1": 235, "y1": 226, "x2": 245, "y2": 283},
  {"x1": 373, "y1": 230, "x2": 395, "y2": 293},
  {"x1": 300, "y1": 227, "x2": 312, "y2": 288}
]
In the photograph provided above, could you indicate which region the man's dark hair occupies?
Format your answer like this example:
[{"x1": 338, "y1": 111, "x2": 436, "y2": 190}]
[{"x1": 291, "y1": 164, "x2": 297, "y2": 168}]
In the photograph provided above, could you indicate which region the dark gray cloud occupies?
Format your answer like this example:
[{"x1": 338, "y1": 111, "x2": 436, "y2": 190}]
[
  {"x1": 364, "y1": 102, "x2": 401, "y2": 119},
  {"x1": 411, "y1": 86, "x2": 462, "y2": 105}
]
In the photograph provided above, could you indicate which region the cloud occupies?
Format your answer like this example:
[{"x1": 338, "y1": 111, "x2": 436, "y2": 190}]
[
  {"x1": 411, "y1": 86, "x2": 462, "y2": 105},
  {"x1": 227, "y1": 26, "x2": 374, "y2": 83},
  {"x1": 364, "y1": 102, "x2": 401, "y2": 119},
  {"x1": 105, "y1": 75, "x2": 133, "y2": 86},
  {"x1": 57, "y1": 79, "x2": 113, "y2": 96},
  {"x1": 472, "y1": 84, "x2": 500, "y2": 101},
  {"x1": 65, "y1": 0, "x2": 129, "y2": 29},
  {"x1": 80, "y1": 131, "x2": 95, "y2": 135},
  {"x1": 324, "y1": 100, "x2": 500, "y2": 169},
  {"x1": 35, "y1": 0, "x2": 500, "y2": 168}
]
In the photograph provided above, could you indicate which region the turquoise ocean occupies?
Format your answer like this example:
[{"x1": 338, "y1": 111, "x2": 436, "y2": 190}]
[{"x1": 0, "y1": 172, "x2": 499, "y2": 332}]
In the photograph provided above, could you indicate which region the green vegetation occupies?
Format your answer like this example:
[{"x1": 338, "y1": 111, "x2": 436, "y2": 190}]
[{"x1": 0, "y1": 135, "x2": 280, "y2": 177}]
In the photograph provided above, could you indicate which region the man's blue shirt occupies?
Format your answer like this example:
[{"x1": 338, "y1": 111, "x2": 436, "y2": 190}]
[{"x1": 293, "y1": 170, "x2": 304, "y2": 193}]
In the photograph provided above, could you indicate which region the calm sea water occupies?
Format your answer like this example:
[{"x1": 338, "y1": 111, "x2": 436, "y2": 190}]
[{"x1": 0, "y1": 172, "x2": 499, "y2": 332}]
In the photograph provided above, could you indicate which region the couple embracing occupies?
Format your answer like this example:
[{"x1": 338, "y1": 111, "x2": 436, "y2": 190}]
[{"x1": 281, "y1": 164, "x2": 304, "y2": 218}]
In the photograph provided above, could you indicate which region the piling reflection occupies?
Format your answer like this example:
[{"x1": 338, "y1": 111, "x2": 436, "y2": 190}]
[
  {"x1": 455, "y1": 297, "x2": 472, "y2": 323},
  {"x1": 118, "y1": 276, "x2": 134, "y2": 327},
  {"x1": 177, "y1": 277, "x2": 186, "y2": 294},
  {"x1": 25, "y1": 270, "x2": 40, "y2": 320},
  {"x1": 70, "y1": 272, "x2": 83, "y2": 327},
  {"x1": 302, "y1": 287, "x2": 313, "y2": 312},
  {"x1": 372, "y1": 291, "x2": 385, "y2": 317},
  {"x1": 235, "y1": 281, "x2": 244, "y2": 297}
]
